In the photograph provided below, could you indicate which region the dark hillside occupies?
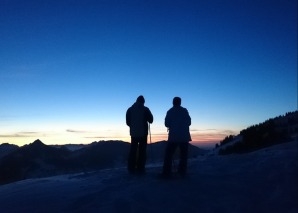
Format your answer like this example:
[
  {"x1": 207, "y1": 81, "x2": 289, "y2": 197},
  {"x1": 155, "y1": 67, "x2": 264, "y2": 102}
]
[
  {"x1": 70, "y1": 141, "x2": 130, "y2": 170},
  {"x1": 218, "y1": 111, "x2": 298, "y2": 155},
  {"x1": 0, "y1": 143, "x2": 19, "y2": 159},
  {"x1": 0, "y1": 140, "x2": 204, "y2": 185},
  {"x1": 0, "y1": 140, "x2": 72, "y2": 184}
]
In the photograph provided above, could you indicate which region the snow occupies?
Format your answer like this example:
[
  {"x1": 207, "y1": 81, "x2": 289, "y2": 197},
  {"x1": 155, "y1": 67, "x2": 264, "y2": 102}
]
[{"x1": 0, "y1": 141, "x2": 297, "y2": 213}]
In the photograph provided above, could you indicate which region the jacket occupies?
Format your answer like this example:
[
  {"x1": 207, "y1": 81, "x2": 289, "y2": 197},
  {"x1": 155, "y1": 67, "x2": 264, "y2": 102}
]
[
  {"x1": 165, "y1": 106, "x2": 191, "y2": 143},
  {"x1": 126, "y1": 102, "x2": 153, "y2": 137}
]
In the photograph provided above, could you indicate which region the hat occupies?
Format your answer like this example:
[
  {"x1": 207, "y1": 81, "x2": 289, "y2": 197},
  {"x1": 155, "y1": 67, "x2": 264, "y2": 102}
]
[{"x1": 136, "y1": 95, "x2": 145, "y2": 104}]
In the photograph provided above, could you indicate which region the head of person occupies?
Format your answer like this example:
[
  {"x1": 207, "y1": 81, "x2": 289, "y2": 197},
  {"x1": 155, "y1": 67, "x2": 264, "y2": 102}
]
[
  {"x1": 136, "y1": 95, "x2": 145, "y2": 104},
  {"x1": 173, "y1": 97, "x2": 181, "y2": 106}
]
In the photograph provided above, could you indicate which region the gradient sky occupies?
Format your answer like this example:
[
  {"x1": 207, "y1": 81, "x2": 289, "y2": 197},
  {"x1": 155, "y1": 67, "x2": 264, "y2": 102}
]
[{"x1": 0, "y1": 0, "x2": 297, "y2": 148}]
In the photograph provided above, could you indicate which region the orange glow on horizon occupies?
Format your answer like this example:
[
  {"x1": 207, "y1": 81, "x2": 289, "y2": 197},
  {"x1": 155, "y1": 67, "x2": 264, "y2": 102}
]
[{"x1": 1, "y1": 128, "x2": 237, "y2": 148}]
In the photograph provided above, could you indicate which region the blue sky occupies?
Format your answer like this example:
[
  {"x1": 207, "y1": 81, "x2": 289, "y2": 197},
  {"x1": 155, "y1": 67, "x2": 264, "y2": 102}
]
[{"x1": 0, "y1": 0, "x2": 297, "y2": 148}]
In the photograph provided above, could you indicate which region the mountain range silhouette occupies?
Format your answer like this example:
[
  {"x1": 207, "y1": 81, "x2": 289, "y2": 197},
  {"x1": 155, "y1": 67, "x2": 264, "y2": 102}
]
[
  {"x1": 0, "y1": 110, "x2": 296, "y2": 185},
  {"x1": 0, "y1": 140, "x2": 205, "y2": 185}
]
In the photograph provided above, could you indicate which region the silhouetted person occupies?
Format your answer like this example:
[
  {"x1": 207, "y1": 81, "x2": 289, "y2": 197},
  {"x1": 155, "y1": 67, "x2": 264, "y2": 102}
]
[
  {"x1": 126, "y1": 95, "x2": 153, "y2": 174},
  {"x1": 161, "y1": 97, "x2": 191, "y2": 178}
]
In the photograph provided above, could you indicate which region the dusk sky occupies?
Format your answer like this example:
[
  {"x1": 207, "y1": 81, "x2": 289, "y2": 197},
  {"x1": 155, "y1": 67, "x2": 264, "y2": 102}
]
[{"x1": 0, "y1": 0, "x2": 297, "y2": 148}]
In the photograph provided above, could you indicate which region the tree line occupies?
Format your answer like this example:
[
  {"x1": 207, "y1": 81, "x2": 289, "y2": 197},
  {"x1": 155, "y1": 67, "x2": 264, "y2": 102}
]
[{"x1": 217, "y1": 110, "x2": 298, "y2": 155}]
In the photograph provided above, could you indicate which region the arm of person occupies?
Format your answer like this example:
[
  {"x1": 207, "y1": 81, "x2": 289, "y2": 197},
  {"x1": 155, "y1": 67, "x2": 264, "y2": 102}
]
[
  {"x1": 146, "y1": 108, "x2": 154, "y2": 124},
  {"x1": 126, "y1": 108, "x2": 131, "y2": 126},
  {"x1": 164, "y1": 111, "x2": 170, "y2": 128},
  {"x1": 186, "y1": 109, "x2": 191, "y2": 126}
]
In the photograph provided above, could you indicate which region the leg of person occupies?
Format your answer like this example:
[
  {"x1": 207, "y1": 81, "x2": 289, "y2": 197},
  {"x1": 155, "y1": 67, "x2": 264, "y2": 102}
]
[
  {"x1": 178, "y1": 142, "x2": 189, "y2": 177},
  {"x1": 127, "y1": 137, "x2": 138, "y2": 174},
  {"x1": 137, "y1": 136, "x2": 147, "y2": 174},
  {"x1": 162, "y1": 142, "x2": 177, "y2": 177}
]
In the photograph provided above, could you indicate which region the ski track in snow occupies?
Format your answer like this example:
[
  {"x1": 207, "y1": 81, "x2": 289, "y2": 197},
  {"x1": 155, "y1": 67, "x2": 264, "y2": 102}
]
[{"x1": 0, "y1": 141, "x2": 297, "y2": 213}]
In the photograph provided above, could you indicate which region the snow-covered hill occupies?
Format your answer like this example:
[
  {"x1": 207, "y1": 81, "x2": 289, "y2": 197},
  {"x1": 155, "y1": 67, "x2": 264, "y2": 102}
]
[{"x1": 0, "y1": 140, "x2": 296, "y2": 213}]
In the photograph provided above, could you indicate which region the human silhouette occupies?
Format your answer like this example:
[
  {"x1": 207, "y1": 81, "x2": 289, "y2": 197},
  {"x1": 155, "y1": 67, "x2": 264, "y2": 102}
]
[
  {"x1": 126, "y1": 95, "x2": 153, "y2": 174},
  {"x1": 160, "y1": 97, "x2": 191, "y2": 178}
]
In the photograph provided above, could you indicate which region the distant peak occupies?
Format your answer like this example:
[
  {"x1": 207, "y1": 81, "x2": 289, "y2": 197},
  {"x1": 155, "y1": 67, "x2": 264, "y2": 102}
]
[
  {"x1": 0, "y1": 143, "x2": 19, "y2": 148},
  {"x1": 32, "y1": 139, "x2": 45, "y2": 146}
]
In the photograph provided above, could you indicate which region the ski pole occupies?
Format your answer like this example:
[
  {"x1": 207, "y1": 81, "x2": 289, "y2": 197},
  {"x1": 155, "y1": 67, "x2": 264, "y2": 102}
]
[
  {"x1": 148, "y1": 123, "x2": 153, "y2": 163},
  {"x1": 149, "y1": 123, "x2": 152, "y2": 145}
]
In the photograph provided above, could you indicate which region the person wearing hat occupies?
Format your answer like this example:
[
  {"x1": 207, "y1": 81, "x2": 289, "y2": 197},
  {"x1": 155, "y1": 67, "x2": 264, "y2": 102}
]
[
  {"x1": 126, "y1": 95, "x2": 153, "y2": 174},
  {"x1": 161, "y1": 96, "x2": 191, "y2": 178}
]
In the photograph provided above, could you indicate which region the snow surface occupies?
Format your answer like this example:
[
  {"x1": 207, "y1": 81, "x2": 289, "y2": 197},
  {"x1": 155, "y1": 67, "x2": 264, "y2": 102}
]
[{"x1": 0, "y1": 141, "x2": 297, "y2": 213}]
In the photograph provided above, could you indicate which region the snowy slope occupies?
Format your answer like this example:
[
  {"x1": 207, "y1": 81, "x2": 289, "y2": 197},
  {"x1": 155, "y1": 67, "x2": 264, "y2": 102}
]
[{"x1": 0, "y1": 141, "x2": 297, "y2": 213}]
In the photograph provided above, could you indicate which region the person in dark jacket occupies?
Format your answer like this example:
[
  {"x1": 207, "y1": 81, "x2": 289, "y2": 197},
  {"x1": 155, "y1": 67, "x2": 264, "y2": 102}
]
[
  {"x1": 161, "y1": 97, "x2": 191, "y2": 178},
  {"x1": 126, "y1": 95, "x2": 153, "y2": 174}
]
